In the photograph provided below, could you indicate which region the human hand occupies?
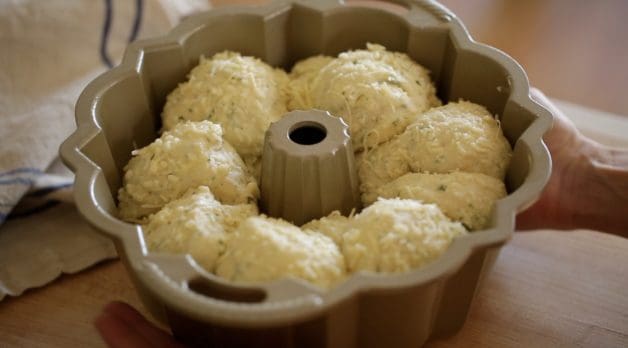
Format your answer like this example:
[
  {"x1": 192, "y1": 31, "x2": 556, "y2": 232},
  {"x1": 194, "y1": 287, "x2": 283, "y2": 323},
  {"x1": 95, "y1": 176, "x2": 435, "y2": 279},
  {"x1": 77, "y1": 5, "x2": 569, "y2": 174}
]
[
  {"x1": 517, "y1": 88, "x2": 628, "y2": 236},
  {"x1": 95, "y1": 301, "x2": 183, "y2": 348}
]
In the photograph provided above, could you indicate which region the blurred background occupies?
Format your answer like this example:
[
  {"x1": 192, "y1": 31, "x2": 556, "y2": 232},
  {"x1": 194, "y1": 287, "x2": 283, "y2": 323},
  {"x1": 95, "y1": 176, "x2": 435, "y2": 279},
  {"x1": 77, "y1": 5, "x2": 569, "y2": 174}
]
[
  {"x1": 213, "y1": 0, "x2": 628, "y2": 117},
  {"x1": 439, "y1": 0, "x2": 628, "y2": 117}
]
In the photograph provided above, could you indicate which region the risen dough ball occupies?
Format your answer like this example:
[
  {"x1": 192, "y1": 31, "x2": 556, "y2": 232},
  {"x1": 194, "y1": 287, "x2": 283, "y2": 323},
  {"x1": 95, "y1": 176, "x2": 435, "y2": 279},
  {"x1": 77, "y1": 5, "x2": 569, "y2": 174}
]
[
  {"x1": 365, "y1": 172, "x2": 507, "y2": 230},
  {"x1": 287, "y1": 55, "x2": 334, "y2": 110},
  {"x1": 358, "y1": 101, "x2": 512, "y2": 194},
  {"x1": 302, "y1": 211, "x2": 351, "y2": 245},
  {"x1": 117, "y1": 121, "x2": 259, "y2": 222},
  {"x1": 216, "y1": 216, "x2": 346, "y2": 289},
  {"x1": 143, "y1": 186, "x2": 257, "y2": 272},
  {"x1": 161, "y1": 51, "x2": 289, "y2": 162},
  {"x1": 338, "y1": 199, "x2": 466, "y2": 273},
  {"x1": 304, "y1": 43, "x2": 440, "y2": 150}
]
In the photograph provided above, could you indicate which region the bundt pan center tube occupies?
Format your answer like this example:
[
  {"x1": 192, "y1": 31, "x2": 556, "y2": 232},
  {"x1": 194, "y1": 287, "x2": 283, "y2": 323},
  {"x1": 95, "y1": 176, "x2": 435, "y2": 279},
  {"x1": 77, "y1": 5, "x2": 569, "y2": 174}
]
[
  {"x1": 260, "y1": 110, "x2": 361, "y2": 226},
  {"x1": 59, "y1": 0, "x2": 552, "y2": 346}
]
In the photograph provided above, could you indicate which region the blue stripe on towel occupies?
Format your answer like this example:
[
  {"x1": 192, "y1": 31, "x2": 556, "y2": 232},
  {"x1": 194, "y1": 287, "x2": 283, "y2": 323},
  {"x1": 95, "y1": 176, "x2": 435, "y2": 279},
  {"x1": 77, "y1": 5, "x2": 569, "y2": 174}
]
[
  {"x1": 100, "y1": 0, "x2": 114, "y2": 68},
  {"x1": 0, "y1": 167, "x2": 42, "y2": 177},
  {"x1": 129, "y1": 0, "x2": 144, "y2": 43},
  {"x1": 100, "y1": 0, "x2": 144, "y2": 68},
  {"x1": 27, "y1": 183, "x2": 73, "y2": 197},
  {"x1": 0, "y1": 177, "x2": 34, "y2": 186}
]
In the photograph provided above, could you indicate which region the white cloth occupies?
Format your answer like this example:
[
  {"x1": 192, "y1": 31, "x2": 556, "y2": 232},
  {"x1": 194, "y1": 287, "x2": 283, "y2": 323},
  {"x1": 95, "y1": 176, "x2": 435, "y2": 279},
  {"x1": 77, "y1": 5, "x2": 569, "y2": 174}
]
[{"x1": 0, "y1": 0, "x2": 210, "y2": 299}]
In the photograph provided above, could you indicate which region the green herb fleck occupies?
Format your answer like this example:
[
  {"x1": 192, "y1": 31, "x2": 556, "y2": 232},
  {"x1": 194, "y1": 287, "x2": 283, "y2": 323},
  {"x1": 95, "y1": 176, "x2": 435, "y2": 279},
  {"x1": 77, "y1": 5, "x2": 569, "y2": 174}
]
[{"x1": 437, "y1": 184, "x2": 447, "y2": 192}]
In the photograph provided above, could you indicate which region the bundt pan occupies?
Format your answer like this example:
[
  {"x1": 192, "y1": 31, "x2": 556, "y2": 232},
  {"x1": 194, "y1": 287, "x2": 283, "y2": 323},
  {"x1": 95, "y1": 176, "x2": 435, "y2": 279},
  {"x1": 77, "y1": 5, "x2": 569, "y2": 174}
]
[{"x1": 60, "y1": 0, "x2": 552, "y2": 346}]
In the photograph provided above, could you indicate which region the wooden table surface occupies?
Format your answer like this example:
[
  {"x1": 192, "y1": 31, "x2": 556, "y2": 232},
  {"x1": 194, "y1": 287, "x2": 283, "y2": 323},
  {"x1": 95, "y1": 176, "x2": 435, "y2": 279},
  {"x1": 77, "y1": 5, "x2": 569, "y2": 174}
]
[{"x1": 1, "y1": 230, "x2": 627, "y2": 347}]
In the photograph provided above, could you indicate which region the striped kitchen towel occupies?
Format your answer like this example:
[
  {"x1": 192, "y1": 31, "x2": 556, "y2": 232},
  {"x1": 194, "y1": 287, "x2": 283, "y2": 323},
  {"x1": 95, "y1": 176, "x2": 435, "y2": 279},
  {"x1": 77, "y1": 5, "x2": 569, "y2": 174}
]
[{"x1": 0, "y1": 0, "x2": 210, "y2": 299}]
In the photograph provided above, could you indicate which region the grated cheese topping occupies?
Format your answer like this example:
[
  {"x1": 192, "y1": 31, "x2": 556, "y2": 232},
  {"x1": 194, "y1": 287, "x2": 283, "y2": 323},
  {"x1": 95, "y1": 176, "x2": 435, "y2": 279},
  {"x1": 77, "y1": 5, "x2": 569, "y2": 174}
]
[
  {"x1": 358, "y1": 100, "x2": 512, "y2": 196},
  {"x1": 306, "y1": 198, "x2": 467, "y2": 273},
  {"x1": 144, "y1": 186, "x2": 258, "y2": 272},
  {"x1": 215, "y1": 215, "x2": 346, "y2": 289},
  {"x1": 290, "y1": 43, "x2": 440, "y2": 151},
  {"x1": 117, "y1": 120, "x2": 258, "y2": 222},
  {"x1": 366, "y1": 172, "x2": 507, "y2": 230},
  {"x1": 161, "y1": 51, "x2": 289, "y2": 174}
]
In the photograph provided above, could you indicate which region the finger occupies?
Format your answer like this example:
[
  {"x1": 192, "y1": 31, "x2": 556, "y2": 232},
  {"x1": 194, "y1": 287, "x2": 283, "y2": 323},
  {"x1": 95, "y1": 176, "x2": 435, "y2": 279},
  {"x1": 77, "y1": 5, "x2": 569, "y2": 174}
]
[
  {"x1": 529, "y1": 88, "x2": 559, "y2": 116},
  {"x1": 530, "y1": 88, "x2": 579, "y2": 133},
  {"x1": 105, "y1": 301, "x2": 180, "y2": 347},
  {"x1": 95, "y1": 308, "x2": 155, "y2": 348},
  {"x1": 529, "y1": 87, "x2": 581, "y2": 149},
  {"x1": 100, "y1": 301, "x2": 183, "y2": 348}
]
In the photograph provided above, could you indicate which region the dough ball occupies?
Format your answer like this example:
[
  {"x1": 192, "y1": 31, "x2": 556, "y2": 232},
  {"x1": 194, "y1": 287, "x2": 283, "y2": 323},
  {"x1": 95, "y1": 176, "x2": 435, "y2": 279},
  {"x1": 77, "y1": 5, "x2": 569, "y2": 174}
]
[
  {"x1": 161, "y1": 51, "x2": 289, "y2": 161},
  {"x1": 216, "y1": 216, "x2": 346, "y2": 289},
  {"x1": 117, "y1": 121, "x2": 259, "y2": 221},
  {"x1": 287, "y1": 55, "x2": 334, "y2": 110},
  {"x1": 143, "y1": 186, "x2": 258, "y2": 272},
  {"x1": 365, "y1": 172, "x2": 507, "y2": 230},
  {"x1": 340, "y1": 198, "x2": 466, "y2": 273},
  {"x1": 358, "y1": 101, "x2": 512, "y2": 194},
  {"x1": 302, "y1": 210, "x2": 351, "y2": 245},
  {"x1": 306, "y1": 43, "x2": 440, "y2": 150}
]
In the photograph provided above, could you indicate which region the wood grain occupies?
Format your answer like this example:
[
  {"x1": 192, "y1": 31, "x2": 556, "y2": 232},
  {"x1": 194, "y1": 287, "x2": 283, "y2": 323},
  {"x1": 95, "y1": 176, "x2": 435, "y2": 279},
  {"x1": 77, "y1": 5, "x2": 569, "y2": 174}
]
[
  {"x1": 0, "y1": 261, "x2": 143, "y2": 348},
  {"x1": 428, "y1": 230, "x2": 628, "y2": 347},
  {"x1": 1, "y1": 230, "x2": 626, "y2": 347}
]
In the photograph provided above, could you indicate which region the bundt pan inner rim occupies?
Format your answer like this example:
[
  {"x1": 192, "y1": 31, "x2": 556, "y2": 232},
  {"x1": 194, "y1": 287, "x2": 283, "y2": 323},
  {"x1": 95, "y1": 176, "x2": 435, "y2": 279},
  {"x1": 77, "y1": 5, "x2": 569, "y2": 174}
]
[{"x1": 60, "y1": 0, "x2": 552, "y2": 326}]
